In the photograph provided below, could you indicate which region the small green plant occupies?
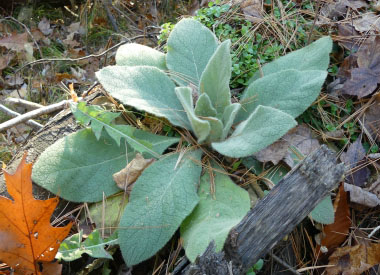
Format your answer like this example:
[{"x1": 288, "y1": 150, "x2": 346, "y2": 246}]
[
  {"x1": 246, "y1": 259, "x2": 264, "y2": 275},
  {"x1": 32, "y1": 18, "x2": 332, "y2": 267}
]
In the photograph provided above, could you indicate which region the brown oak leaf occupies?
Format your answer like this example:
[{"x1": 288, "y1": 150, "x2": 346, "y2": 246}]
[{"x1": 0, "y1": 153, "x2": 72, "y2": 275}]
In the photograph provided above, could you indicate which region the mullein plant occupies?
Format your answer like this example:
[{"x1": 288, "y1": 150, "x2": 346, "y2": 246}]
[{"x1": 32, "y1": 18, "x2": 332, "y2": 266}]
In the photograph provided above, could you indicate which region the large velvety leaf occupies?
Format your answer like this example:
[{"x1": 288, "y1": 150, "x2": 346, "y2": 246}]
[
  {"x1": 194, "y1": 93, "x2": 217, "y2": 117},
  {"x1": 1, "y1": 154, "x2": 72, "y2": 274},
  {"x1": 199, "y1": 40, "x2": 232, "y2": 114},
  {"x1": 175, "y1": 87, "x2": 210, "y2": 143},
  {"x1": 71, "y1": 102, "x2": 179, "y2": 157},
  {"x1": 96, "y1": 66, "x2": 191, "y2": 129},
  {"x1": 166, "y1": 18, "x2": 218, "y2": 86},
  {"x1": 237, "y1": 70, "x2": 327, "y2": 122},
  {"x1": 248, "y1": 36, "x2": 332, "y2": 83},
  {"x1": 212, "y1": 106, "x2": 297, "y2": 158},
  {"x1": 115, "y1": 43, "x2": 167, "y2": 70},
  {"x1": 118, "y1": 150, "x2": 203, "y2": 266},
  {"x1": 32, "y1": 128, "x2": 135, "y2": 202},
  {"x1": 181, "y1": 163, "x2": 250, "y2": 262}
]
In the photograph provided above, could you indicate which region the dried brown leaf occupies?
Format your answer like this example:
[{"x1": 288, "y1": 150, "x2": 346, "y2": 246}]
[
  {"x1": 353, "y1": 13, "x2": 380, "y2": 33},
  {"x1": 254, "y1": 139, "x2": 289, "y2": 165},
  {"x1": 254, "y1": 124, "x2": 319, "y2": 166},
  {"x1": 327, "y1": 243, "x2": 380, "y2": 275},
  {"x1": 0, "y1": 32, "x2": 28, "y2": 53},
  {"x1": 340, "y1": 139, "x2": 370, "y2": 187},
  {"x1": 342, "y1": 68, "x2": 379, "y2": 98},
  {"x1": 317, "y1": 185, "x2": 351, "y2": 257},
  {"x1": 341, "y1": 37, "x2": 380, "y2": 97},
  {"x1": 236, "y1": 0, "x2": 263, "y2": 23},
  {"x1": 363, "y1": 95, "x2": 380, "y2": 141},
  {"x1": 38, "y1": 17, "x2": 53, "y2": 36},
  {"x1": 113, "y1": 153, "x2": 154, "y2": 192},
  {"x1": 344, "y1": 183, "x2": 380, "y2": 207}
]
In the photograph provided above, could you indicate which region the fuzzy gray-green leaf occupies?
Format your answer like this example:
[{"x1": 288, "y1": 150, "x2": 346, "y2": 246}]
[
  {"x1": 194, "y1": 93, "x2": 217, "y2": 117},
  {"x1": 206, "y1": 118, "x2": 223, "y2": 143},
  {"x1": 116, "y1": 43, "x2": 167, "y2": 70},
  {"x1": 221, "y1": 103, "x2": 241, "y2": 140},
  {"x1": 212, "y1": 106, "x2": 297, "y2": 158},
  {"x1": 181, "y1": 163, "x2": 250, "y2": 262},
  {"x1": 166, "y1": 18, "x2": 218, "y2": 86},
  {"x1": 32, "y1": 128, "x2": 135, "y2": 202},
  {"x1": 118, "y1": 150, "x2": 203, "y2": 266},
  {"x1": 199, "y1": 40, "x2": 232, "y2": 114},
  {"x1": 237, "y1": 69, "x2": 327, "y2": 122},
  {"x1": 96, "y1": 65, "x2": 191, "y2": 129},
  {"x1": 175, "y1": 87, "x2": 210, "y2": 143},
  {"x1": 248, "y1": 36, "x2": 332, "y2": 83},
  {"x1": 310, "y1": 195, "x2": 334, "y2": 224}
]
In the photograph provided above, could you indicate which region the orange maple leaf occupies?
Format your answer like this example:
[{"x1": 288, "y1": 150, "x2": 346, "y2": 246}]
[{"x1": 0, "y1": 153, "x2": 72, "y2": 275}]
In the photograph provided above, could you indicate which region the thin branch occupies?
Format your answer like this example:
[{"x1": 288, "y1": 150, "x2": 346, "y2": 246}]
[
  {"x1": 4, "y1": 97, "x2": 44, "y2": 109},
  {"x1": 307, "y1": 0, "x2": 322, "y2": 45},
  {"x1": 0, "y1": 104, "x2": 43, "y2": 130},
  {"x1": 0, "y1": 100, "x2": 72, "y2": 132},
  {"x1": 102, "y1": 0, "x2": 119, "y2": 32},
  {"x1": 14, "y1": 34, "x2": 159, "y2": 73},
  {"x1": 270, "y1": 253, "x2": 300, "y2": 275}
]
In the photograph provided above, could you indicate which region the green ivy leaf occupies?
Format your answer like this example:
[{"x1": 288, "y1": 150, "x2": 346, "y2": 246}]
[
  {"x1": 237, "y1": 69, "x2": 327, "y2": 122},
  {"x1": 194, "y1": 93, "x2": 217, "y2": 118},
  {"x1": 248, "y1": 36, "x2": 332, "y2": 83},
  {"x1": 56, "y1": 229, "x2": 117, "y2": 261},
  {"x1": 166, "y1": 18, "x2": 218, "y2": 86},
  {"x1": 116, "y1": 43, "x2": 167, "y2": 70},
  {"x1": 32, "y1": 129, "x2": 135, "y2": 202},
  {"x1": 199, "y1": 39, "x2": 232, "y2": 114},
  {"x1": 175, "y1": 87, "x2": 211, "y2": 143},
  {"x1": 181, "y1": 163, "x2": 250, "y2": 262},
  {"x1": 96, "y1": 66, "x2": 191, "y2": 129},
  {"x1": 118, "y1": 150, "x2": 203, "y2": 266},
  {"x1": 71, "y1": 102, "x2": 179, "y2": 157},
  {"x1": 212, "y1": 106, "x2": 297, "y2": 158}
]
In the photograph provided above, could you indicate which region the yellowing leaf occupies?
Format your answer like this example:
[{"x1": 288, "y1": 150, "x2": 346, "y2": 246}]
[{"x1": 0, "y1": 153, "x2": 72, "y2": 275}]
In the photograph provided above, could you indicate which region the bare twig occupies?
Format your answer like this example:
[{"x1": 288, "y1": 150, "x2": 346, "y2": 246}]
[
  {"x1": 14, "y1": 34, "x2": 158, "y2": 73},
  {"x1": 82, "y1": 81, "x2": 99, "y2": 97},
  {"x1": 0, "y1": 100, "x2": 71, "y2": 132},
  {"x1": 4, "y1": 97, "x2": 44, "y2": 109},
  {"x1": 368, "y1": 225, "x2": 380, "y2": 238},
  {"x1": 270, "y1": 253, "x2": 300, "y2": 275},
  {"x1": 0, "y1": 104, "x2": 43, "y2": 130},
  {"x1": 102, "y1": 0, "x2": 119, "y2": 32},
  {"x1": 307, "y1": 0, "x2": 322, "y2": 45}
]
